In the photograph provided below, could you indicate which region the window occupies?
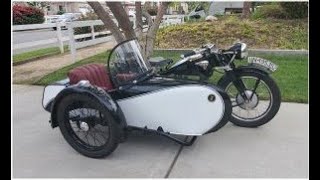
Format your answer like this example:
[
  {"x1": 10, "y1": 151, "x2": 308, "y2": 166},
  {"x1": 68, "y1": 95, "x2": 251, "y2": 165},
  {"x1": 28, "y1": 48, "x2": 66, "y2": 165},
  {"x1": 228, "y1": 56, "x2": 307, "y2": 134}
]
[
  {"x1": 59, "y1": 5, "x2": 63, "y2": 11},
  {"x1": 47, "y1": 6, "x2": 51, "y2": 11}
]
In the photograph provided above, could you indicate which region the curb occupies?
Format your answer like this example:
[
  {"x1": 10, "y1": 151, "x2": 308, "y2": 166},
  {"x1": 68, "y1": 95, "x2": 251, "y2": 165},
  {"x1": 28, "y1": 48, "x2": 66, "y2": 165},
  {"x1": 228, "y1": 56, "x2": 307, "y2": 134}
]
[
  {"x1": 155, "y1": 48, "x2": 309, "y2": 56},
  {"x1": 13, "y1": 52, "x2": 62, "y2": 66}
]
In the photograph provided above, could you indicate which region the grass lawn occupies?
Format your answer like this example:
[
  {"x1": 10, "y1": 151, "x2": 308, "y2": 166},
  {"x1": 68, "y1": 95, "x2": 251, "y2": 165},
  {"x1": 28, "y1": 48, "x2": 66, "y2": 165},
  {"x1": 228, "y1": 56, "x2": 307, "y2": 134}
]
[
  {"x1": 13, "y1": 46, "x2": 68, "y2": 64},
  {"x1": 35, "y1": 50, "x2": 308, "y2": 103},
  {"x1": 35, "y1": 51, "x2": 109, "y2": 86}
]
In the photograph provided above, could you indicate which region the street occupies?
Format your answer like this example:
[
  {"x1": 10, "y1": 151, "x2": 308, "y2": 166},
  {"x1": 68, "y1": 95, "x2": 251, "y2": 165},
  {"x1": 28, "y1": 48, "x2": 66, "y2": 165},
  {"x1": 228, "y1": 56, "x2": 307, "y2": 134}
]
[
  {"x1": 12, "y1": 29, "x2": 69, "y2": 54},
  {"x1": 12, "y1": 85, "x2": 308, "y2": 178}
]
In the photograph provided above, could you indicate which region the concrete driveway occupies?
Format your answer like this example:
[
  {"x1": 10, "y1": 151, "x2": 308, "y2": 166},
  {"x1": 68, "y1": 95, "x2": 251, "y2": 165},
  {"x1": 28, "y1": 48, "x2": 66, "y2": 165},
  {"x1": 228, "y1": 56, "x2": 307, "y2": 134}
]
[{"x1": 12, "y1": 85, "x2": 308, "y2": 178}]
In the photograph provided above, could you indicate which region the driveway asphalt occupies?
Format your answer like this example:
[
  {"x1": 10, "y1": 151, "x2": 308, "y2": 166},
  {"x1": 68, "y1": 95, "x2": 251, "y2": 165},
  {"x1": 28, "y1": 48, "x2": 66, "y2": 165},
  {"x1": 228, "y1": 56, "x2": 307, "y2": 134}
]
[{"x1": 12, "y1": 85, "x2": 308, "y2": 178}]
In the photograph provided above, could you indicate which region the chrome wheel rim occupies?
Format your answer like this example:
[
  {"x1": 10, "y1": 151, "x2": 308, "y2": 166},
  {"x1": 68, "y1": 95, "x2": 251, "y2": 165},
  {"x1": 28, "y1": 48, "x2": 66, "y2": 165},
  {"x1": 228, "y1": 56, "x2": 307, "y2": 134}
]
[{"x1": 225, "y1": 76, "x2": 273, "y2": 121}]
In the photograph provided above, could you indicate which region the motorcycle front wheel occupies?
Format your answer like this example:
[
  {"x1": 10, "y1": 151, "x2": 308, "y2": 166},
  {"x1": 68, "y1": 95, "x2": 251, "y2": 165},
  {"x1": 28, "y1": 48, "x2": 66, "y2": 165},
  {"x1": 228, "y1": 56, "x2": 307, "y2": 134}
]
[{"x1": 218, "y1": 70, "x2": 281, "y2": 127}]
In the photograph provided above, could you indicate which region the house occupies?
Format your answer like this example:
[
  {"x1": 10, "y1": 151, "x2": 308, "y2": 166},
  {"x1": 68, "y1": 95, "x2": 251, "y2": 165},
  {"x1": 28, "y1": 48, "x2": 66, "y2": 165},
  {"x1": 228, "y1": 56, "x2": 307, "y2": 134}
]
[
  {"x1": 44, "y1": 2, "x2": 90, "y2": 15},
  {"x1": 209, "y1": 1, "x2": 244, "y2": 15},
  {"x1": 167, "y1": 2, "x2": 188, "y2": 15}
]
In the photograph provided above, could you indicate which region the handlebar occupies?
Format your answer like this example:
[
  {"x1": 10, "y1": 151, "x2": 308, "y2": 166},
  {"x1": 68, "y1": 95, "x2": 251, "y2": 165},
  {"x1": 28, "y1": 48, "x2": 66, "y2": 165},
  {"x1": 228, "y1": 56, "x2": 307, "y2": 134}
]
[
  {"x1": 181, "y1": 44, "x2": 219, "y2": 58},
  {"x1": 177, "y1": 43, "x2": 239, "y2": 68}
]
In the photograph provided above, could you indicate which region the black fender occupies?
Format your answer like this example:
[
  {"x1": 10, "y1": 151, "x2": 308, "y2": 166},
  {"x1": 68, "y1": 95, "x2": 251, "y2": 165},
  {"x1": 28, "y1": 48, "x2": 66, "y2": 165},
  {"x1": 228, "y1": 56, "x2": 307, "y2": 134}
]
[
  {"x1": 49, "y1": 86, "x2": 127, "y2": 131},
  {"x1": 217, "y1": 65, "x2": 270, "y2": 87}
]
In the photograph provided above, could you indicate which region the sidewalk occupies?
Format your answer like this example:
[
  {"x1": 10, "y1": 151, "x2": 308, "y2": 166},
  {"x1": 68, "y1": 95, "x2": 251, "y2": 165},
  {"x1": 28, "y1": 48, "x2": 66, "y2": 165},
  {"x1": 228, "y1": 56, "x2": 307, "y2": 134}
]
[
  {"x1": 13, "y1": 85, "x2": 308, "y2": 178},
  {"x1": 13, "y1": 41, "x2": 116, "y2": 84}
]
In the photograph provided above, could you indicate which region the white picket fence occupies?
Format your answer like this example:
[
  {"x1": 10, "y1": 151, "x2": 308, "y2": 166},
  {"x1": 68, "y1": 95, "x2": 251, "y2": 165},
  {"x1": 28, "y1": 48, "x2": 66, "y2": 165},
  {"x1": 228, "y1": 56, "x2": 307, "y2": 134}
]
[{"x1": 12, "y1": 15, "x2": 185, "y2": 62}]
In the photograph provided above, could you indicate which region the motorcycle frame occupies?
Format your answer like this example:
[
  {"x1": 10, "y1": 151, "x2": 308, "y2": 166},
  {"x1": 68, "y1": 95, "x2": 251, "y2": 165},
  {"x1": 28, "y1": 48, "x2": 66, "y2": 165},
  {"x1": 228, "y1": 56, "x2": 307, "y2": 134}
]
[{"x1": 157, "y1": 50, "x2": 271, "y2": 101}]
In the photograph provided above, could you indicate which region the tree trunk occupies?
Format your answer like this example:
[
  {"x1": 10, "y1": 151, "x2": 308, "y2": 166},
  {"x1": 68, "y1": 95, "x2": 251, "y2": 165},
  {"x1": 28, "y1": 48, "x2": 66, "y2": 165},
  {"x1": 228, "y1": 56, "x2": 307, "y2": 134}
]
[
  {"x1": 144, "y1": 2, "x2": 168, "y2": 59},
  {"x1": 135, "y1": 1, "x2": 143, "y2": 37},
  {"x1": 87, "y1": 2, "x2": 125, "y2": 43},
  {"x1": 88, "y1": 1, "x2": 169, "y2": 60},
  {"x1": 106, "y1": 2, "x2": 136, "y2": 40},
  {"x1": 241, "y1": 1, "x2": 251, "y2": 19}
]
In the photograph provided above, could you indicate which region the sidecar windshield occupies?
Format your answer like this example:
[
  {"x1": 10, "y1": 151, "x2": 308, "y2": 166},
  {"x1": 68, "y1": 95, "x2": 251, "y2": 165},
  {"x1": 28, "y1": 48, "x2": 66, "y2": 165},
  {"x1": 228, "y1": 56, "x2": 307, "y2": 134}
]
[{"x1": 108, "y1": 39, "x2": 151, "y2": 87}]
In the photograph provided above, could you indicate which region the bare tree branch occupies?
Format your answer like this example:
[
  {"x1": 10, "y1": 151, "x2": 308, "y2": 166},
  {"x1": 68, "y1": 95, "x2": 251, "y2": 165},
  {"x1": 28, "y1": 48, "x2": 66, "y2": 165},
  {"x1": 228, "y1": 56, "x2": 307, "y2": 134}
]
[
  {"x1": 88, "y1": 1, "x2": 168, "y2": 60},
  {"x1": 135, "y1": 2, "x2": 143, "y2": 30},
  {"x1": 87, "y1": 2, "x2": 125, "y2": 43},
  {"x1": 144, "y1": 2, "x2": 169, "y2": 59},
  {"x1": 148, "y1": 2, "x2": 168, "y2": 36},
  {"x1": 142, "y1": 11, "x2": 153, "y2": 27},
  {"x1": 106, "y1": 2, "x2": 136, "y2": 39},
  {"x1": 134, "y1": 2, "x2": 143, "y2": 40}
]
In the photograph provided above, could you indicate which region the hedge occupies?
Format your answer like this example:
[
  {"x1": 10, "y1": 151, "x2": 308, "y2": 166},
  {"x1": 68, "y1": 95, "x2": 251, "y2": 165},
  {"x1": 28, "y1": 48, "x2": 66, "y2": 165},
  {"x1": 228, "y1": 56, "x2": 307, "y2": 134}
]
[
  {"x1": 280, "y1": 2, "x2": 308, "y2": 19},
  {"x1": 13, "y1": 4, "x2": 45, "y2": 25}
]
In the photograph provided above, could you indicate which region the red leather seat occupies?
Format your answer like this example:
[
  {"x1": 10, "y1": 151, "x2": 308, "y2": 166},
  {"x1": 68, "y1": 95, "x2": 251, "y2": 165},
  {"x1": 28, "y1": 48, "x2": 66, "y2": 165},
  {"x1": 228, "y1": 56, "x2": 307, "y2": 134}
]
[{"x1": 68, "y1": 63, "x2": 114, "y2": 91}]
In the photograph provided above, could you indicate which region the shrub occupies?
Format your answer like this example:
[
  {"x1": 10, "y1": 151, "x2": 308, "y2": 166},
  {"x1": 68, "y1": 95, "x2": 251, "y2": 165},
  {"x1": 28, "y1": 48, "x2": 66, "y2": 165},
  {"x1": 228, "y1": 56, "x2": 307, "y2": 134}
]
[
  {"x1": 13, "y1": 4, "x2": 45, "y2": 25},
  {"x1": 251, "y1": 4, "x2": 287, "y2": 19},
  {"x1": 155, "y1": 17, "x2": 308, "y2": 50},
  {"x1": 74, "y1": 12, "x2": 106, "y2": 35},
  {"x1": 280, "y1": 2, "x2": 308, "y2": 19}
]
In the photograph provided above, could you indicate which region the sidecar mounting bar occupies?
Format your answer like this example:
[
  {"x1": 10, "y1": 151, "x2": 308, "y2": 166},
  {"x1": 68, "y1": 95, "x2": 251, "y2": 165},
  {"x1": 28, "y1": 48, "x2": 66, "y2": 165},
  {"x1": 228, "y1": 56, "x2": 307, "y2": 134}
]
[{"x1": 127, "y1": 126, "x2": 197, "y2": 146}]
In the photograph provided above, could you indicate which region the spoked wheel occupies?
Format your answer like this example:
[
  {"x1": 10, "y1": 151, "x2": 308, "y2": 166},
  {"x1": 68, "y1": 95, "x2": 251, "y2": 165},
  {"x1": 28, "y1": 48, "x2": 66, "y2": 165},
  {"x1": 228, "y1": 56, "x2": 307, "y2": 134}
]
[
  {"x1": 219, "y1": 71, "x2": 281, "y2": 127},
  {"x1": 57, "y1": 93, "x2": 121, "y2": 158}
]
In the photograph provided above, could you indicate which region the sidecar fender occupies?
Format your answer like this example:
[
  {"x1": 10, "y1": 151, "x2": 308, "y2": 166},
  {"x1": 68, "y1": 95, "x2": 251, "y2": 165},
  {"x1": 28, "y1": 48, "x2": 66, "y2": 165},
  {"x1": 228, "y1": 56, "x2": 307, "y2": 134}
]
[{"x1": 49, "y1": 86, "x2": 127, "y2": 129}]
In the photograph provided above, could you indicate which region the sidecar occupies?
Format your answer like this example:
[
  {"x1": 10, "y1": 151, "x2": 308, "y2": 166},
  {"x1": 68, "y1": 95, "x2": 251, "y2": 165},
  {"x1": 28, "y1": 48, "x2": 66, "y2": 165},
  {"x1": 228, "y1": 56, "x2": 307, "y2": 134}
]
[{"x1": 42, "y1": 39, "x2": 232, "y2": 158}]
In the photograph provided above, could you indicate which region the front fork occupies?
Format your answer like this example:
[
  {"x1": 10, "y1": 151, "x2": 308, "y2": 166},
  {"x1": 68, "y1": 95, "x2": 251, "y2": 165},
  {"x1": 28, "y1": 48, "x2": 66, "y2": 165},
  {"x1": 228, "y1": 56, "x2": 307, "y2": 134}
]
[{"x1": 225, "y1": 71, "x2": 249, "y2": 101}]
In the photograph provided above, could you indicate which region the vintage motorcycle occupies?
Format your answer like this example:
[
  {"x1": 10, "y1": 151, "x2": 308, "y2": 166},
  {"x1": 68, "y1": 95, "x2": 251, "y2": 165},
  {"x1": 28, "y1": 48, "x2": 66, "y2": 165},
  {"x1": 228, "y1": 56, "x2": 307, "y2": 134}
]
[
  {"x1": 42, "y1": 39, "x2": 233, "y2": 158},
  {"x1": 149, "y1": 42, "x2": 281, "y2": 128}
]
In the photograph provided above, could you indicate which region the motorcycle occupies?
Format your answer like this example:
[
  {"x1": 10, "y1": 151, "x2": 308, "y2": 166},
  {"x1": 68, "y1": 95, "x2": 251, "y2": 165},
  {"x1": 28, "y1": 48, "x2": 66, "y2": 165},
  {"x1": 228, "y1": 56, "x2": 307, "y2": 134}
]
[
  {"x1": 149, "y1": 42, "x2": 281, "y2": 128},
  {"x1": 42, "y1": 39, "x2": 233, "y2": 158}
]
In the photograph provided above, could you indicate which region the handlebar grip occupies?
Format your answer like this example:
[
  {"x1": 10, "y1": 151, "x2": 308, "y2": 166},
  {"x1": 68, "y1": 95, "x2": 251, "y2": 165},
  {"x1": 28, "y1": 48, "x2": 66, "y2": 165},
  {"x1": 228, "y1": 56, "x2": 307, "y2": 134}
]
[{"x1": 181, "y1": 51, "x2": 196, "y2": 58}]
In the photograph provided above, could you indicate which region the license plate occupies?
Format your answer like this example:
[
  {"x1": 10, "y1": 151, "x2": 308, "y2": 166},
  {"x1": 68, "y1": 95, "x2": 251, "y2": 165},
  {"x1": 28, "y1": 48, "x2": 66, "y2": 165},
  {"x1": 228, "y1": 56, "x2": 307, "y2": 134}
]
[{"x1": 247, "y1": 57, "x2": 278, "y2": 72}]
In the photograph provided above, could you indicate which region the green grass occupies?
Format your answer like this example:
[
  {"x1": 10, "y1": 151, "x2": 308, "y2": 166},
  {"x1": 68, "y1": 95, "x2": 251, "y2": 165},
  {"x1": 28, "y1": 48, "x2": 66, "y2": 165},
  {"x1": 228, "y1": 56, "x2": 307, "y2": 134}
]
[
  {"x1": 257, "y1": 54, "x2": 308, "y2": 103},
  {"x1": 13, "y1": 46, "x2": 69, "y2": 64},
  {"x1": 35, "y1": 51, "x2": 308, "y2": 103},
  {"x1": 35, "y1": 51, "x2": 109, "y2": 85}
]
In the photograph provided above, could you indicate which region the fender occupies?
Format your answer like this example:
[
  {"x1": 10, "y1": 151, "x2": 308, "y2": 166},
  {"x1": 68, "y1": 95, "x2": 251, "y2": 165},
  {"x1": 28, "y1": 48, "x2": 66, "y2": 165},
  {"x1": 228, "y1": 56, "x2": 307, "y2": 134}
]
[
  {"x1": 49, "y1": 86, "x2": 127, "y2": 130},
  {"x1": 217, "y1": 65, "x2": 270, "y2": 86}
]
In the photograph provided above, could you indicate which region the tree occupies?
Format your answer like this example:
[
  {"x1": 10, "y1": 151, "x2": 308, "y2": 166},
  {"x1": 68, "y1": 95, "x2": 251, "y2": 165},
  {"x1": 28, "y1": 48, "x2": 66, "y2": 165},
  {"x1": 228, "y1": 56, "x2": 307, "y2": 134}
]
[
  {"x1": 88, "y1": 1, "x2": 169, "y2": 59},
  {"x1": 242, "y1": 1, "x2": 252, "y2": 18},
  {"x1": 280, "y1": 2, "x2": 308, "y2": 19},
  {"x1": 26, "y1": 2, "x2": 49, "y2": 10}
]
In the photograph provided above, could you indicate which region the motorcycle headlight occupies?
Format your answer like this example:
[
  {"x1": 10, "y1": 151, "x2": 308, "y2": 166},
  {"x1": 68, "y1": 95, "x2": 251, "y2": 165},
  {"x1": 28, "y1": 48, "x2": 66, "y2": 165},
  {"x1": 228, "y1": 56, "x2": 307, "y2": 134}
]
[{"x1": 240, "y1": 43, "x2": 248, "y2": 59}]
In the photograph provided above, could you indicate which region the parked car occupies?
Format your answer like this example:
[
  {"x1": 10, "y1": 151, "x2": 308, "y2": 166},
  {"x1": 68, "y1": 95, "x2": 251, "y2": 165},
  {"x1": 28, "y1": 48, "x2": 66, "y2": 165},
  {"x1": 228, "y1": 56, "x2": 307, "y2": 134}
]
[
  {"x1": 188, "y1": 4, "x2": 206, "y2": 19},
  {"x1": 52, "y1": 13, "x2": 82, "y2": 30},
  {"x1": 44, "y1": 15, "x2": 61, "y2": 24}
]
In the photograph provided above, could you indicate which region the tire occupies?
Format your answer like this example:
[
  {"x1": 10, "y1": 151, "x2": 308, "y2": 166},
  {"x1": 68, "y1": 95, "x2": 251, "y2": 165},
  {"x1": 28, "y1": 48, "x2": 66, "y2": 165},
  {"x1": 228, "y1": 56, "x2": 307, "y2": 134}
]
[
  {"x1": 218, "y1": 70, "x2": 281, "y2": 127},
  {"x1": 56, "y1": 93, "x2": 121, "y2": 158}
]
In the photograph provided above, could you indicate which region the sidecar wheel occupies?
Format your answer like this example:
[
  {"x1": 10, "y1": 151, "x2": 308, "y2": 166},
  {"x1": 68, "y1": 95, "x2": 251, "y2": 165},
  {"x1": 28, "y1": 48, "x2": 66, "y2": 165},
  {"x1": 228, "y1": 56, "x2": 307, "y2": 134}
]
[{"x1": 56, "y1": 93, "x2": 121, "y2": 158}]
